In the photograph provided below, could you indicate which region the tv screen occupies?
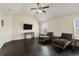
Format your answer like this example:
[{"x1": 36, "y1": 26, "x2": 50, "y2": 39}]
[{"x1": 23, "y1": 24, "x2": 32, "y2": 30}]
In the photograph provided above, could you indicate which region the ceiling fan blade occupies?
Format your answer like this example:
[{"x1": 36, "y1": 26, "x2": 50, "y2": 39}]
[
  {"x1": 42, "y1": 10, "x2": 46, "y2": 13},
  {"x1": 37, "y1": 3, "x2": 40, "y2": 8},
  {"x1": 31, "y1": 8, "x2": 37, "y2": 10},
  {"x1": 42, "y1": 6, "x2": 49, "y2": 9}
]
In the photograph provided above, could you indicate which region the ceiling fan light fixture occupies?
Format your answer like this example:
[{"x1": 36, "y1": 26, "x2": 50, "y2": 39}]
[
  {"x1": 37, "y1": 9, "x2": 42, "y2": 13},
  {"x1": 31, "y1": 3, "x2": 49, "y2": 14}
]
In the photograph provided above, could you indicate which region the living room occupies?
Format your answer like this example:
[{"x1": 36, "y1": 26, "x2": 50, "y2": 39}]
[{"x1": 0, "y1": 3, "x2": 79, "y2": 56}]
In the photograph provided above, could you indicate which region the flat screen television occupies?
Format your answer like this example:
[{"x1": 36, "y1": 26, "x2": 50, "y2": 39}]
[{"x1": 23, "y1": 24, "x2": 32, "y2": 30}]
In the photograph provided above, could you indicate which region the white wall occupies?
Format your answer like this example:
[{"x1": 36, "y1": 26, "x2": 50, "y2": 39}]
[
  {"x1": 12, "y1": 15, "x2": 39, "y2": 40},
  {"x1": 0, "y1": 11, "x2": 13, "y2": 48},
  {"x1": 0, "y1": 11, "x2": 39, "y2": 48},
  {"x1": 48, "y1": 13, "x2": 79, "y2": 37}
]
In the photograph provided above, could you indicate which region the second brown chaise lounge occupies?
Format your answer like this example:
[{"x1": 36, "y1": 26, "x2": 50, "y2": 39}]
[{"x1": 51, "y1": 33, "x2": 72, "y2": 50}]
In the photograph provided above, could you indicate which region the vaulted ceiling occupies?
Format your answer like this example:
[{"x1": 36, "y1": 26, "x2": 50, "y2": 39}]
[{"x1": 0, "y1": 3, "x2": 79, "y2": 22}]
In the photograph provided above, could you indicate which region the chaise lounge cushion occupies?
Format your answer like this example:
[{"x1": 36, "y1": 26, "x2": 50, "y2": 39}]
[{"x1": 52, "y1": 39, "x2": 71, "y2": 49}]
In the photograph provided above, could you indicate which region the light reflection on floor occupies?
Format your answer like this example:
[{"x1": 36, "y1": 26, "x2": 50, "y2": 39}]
[{"x1": 40, "y1": 45, "x2": 52, "y2": 56}]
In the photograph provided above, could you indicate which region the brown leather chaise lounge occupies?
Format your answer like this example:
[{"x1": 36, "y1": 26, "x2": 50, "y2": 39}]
[
  {"x1": 39, "y1": 32, "x2": 53, "y2": 44},
  {"x1": 51, "y1": 33, "x2": 72, "y2": 50}
]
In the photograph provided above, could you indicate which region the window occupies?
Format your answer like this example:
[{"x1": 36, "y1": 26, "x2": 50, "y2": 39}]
[
  {"x1": 42, "y1": 22, "x2": 48, "y2": 33},
  {"x1": 74, "y1": 18, "x2": 79, "y2": 39}
]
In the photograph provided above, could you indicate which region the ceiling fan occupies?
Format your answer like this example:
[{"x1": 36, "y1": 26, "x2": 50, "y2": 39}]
[{"x1": 31, "y1": 3, "x2": 49, "y2": 14}]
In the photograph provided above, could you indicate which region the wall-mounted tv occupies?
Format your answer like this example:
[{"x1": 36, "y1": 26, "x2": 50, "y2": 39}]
[{"x1": 23, "y1": 24, "x2": 32, "y2": 30}]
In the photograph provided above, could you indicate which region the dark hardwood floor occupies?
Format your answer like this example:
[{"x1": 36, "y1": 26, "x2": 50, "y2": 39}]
[{"x1": 0, "y1": 38, "x2": 79, "y2": 56}]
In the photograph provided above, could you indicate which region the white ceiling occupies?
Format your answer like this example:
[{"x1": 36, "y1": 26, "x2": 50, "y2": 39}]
[{"x1": 0, "y1": 3, "x2": 79, "y2": 22}]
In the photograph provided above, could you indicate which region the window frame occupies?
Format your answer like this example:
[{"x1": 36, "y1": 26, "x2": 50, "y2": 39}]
[{"x1": 74, "y1": 18, "x2": 79, "y2": 39}]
